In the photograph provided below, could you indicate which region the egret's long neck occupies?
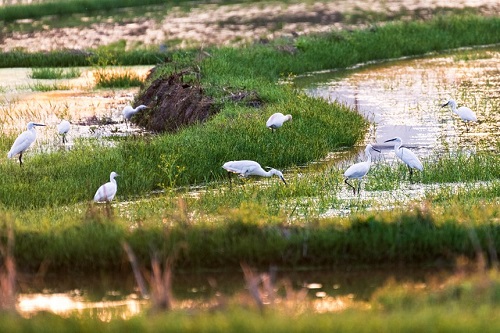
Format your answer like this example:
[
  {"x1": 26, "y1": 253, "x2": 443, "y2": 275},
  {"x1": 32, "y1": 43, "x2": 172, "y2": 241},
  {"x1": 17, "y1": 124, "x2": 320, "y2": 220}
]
[
  {"x1": 260, "y1": 169, "x2": 273, "y2": 177},
  {"x1": 393, "y1": 141, "x2": 402, "y2": 152},
  {"x1": 449, "y1": 102, "x2": 457, "y2": 113}
]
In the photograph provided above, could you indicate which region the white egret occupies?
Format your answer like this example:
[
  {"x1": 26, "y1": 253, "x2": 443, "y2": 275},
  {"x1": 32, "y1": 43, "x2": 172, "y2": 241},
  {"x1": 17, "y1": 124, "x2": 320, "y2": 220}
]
[
  {"x1": 57, "y1": 119, "x2": 71, "y2": 144},
  {"x1": 343, "y1": 144, "x2": 380, "y2": 195},
  {"x1": 384, "y1": 137, "x2": 423, "y2": 180},
  {"x1": 266, "y1": 112, "x2": 292, "y2": 132},
  {"x1": 93, "y1": 172, "x2": 119, "y2": 202},
  {"x1": 122, "y1": 104, "x2": 149, "y2": 127},
  {"x1": 222, "y1": 160, "x2": 287, "y2": 185},
  {"x1": 7, "y1": 122, "x2": 46, "y2": 166},
  {"x1": 441, "y1": 99, "x2": 477, "y2": 131}
]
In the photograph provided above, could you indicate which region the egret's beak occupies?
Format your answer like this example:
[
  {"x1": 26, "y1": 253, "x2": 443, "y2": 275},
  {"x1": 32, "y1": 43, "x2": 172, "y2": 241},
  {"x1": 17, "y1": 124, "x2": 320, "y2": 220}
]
[
  {"x1": 34, "y1": 123, "x2": 46, "y2": 127},
  {"x1": 372, "y1": 147, "x2": 381, "y2": 153},
  {"x1": 280, "y1": 176, "x2": 287, "y2": 185},
  {"x1": 441, "y1": 102, "x2": 449, "y2": 108},
  {"x1": 384, "y1": 138, "x2": 396, "y2": 143}
]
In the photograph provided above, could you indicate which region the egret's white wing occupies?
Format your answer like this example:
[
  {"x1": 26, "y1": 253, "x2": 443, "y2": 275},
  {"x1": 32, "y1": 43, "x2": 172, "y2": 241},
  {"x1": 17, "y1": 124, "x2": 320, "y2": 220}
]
[{"x1": 8, "y1": 131, "x2": 32, "y2": 157}]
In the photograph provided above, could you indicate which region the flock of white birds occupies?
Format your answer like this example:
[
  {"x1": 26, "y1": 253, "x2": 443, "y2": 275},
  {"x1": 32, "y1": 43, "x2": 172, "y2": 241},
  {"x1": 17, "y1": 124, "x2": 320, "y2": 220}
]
[{"x1": 6, "y1": 99, "x2": 477, "y2": 201}]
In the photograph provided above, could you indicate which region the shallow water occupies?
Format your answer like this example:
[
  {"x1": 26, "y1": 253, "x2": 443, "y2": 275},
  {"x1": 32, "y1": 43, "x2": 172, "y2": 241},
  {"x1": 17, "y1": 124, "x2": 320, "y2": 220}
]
[
  {"x1": 15, "y1": 266, "x2": 453, "y2": 319},
  {"x1": 296, "y1": 47, "x2": 500, "y2": 160},
  {"x1": 0, "y1": 66, "x2": 152, "y2": 151}
]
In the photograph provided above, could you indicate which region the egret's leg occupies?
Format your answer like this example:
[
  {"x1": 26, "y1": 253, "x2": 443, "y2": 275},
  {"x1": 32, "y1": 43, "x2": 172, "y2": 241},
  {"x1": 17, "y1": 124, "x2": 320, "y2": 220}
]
[
  {"x1": 408, "y1": 166, "x2": 413, "y2": 182},
  {"x1": 344, "y1": 178, "x2": 356, "y2": 195},
  {"x1": 357, "y1": 180, "x2": 361, "y2": 196},
  {"x1": 62, "y1": 134, "x2": 67, "y2": 144},
  {"x1": 18, "y1": 152, "x2": 23, "y2": 167},
  {"x1": 227, "y1": 171, "x2": 232, "y2": 188}
]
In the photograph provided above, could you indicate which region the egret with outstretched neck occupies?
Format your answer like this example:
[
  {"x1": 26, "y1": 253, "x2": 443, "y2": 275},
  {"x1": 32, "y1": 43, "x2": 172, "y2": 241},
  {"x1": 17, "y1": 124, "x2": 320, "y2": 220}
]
[
  {"x1": 441, "y1": 99, "x2": 477, "y2": 131},
  {"x1": 7, "y1": 122, "x2": 46, "y2": 166},
  {"x1": 266, "y1": 113, "x2": 292, "y2": 132},
  {"x1": 222, "y1": 160, "x2": 287, "y2": 186},
  {"x1": 344, "y1": 144, "x2": 380, "y2": 195},
  {"x1": 122, "y1": 105, "x2": 148, "y2": 127},
  {"x1": 94, "y1": 172, "x2": 119, "y2": 202},
  {"x1": 384, "y1": 137, "x2": 423, "y2": 180},
  {"x1": 57, "y1": 119, "x2": 70, "y2": 144}
]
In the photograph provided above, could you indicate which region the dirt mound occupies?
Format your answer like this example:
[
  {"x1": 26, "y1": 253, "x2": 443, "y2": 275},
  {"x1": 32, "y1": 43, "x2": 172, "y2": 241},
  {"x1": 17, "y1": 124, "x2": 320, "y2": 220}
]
[{"x1": 132, "y1": 70, "x2": 219, "y2": 133}]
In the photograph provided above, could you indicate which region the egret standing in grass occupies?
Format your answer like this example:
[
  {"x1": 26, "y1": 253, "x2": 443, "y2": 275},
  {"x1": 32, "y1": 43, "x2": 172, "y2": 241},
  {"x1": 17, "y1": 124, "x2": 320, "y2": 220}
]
[
  {"x1": 122, "y1": 104, "x2": 148, "y2": 127},
  {"x1": 343, "y1": 144, "x2": 380, "y2": 195},
  {"x1": 94, "y1": 172, "x2": 119, "y2": 202},
  {"x1": 441, "y1": 99, "x2": 477, "y2": 131},
  {"x1": 222, "y1": 160, "x2": 287, "y2": 186},
  {"x1": 7, "y1": 122, "x2": 46, "y2": 166},
  {"x1": 57, "y1": 119, "x2": 70, "y2": 144},
  {"x1": 266, "y1": 112, "x2": 292, "y2": 132},
  {"x1": 384, "y1": 137, "x2": 423, "y2": 180}
]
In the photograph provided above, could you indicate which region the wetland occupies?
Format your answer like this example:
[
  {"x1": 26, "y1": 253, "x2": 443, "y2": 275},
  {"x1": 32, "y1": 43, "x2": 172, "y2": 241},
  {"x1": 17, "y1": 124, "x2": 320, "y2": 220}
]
[{"x1": 0, "y1": 1, "x2": 499, "y2": 331}]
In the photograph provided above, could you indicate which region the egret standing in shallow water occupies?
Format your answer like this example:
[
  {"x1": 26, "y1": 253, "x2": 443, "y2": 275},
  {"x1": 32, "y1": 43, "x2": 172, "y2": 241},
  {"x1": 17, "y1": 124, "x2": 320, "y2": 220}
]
[
  {"x1": 57, "y1": 119, "x2": 70, "y2": 144},
  {"x1": 266, "y1": 112, "x2": 292, "y2": 132},
  {"x1": 384, "y1": 137, "x2": 423, "y2": 180},
  {"x1": 7, "y1": 122, "x2": 46, "y2": 166},
  {"x1": 94, "y1": 172, "x2": 119, "y2": 202},
  {"x1": 343, "y1": 144, "x2": 380, "y2": 195},
  {"x1": 222, "y1": 160, "x2": 287, "y2": 185},
  {"x1": 122, "y1": 105, "x2": 149, "y2": 127},
  {"x1": 441, "y1": 99, "x2": 477, "y2": 131}
]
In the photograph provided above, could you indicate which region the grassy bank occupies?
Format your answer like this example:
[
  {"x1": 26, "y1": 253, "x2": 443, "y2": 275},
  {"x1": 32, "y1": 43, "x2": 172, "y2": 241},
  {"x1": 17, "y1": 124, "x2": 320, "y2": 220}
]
[{"x1": 4, "y1": 198, "x2": 499, "y2": 272}]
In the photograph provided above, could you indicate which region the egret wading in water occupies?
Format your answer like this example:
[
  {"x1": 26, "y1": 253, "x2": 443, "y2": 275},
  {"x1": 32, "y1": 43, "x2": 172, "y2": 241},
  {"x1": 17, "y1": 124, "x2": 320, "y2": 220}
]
[
  {"x1": 266, "y1": 112, "x2": 292, "y2": 132},
  {"x1": 7, "y1": 122, "x2": 46, "y2": 166},
  {"x1": 222, "y1": 160, "x2": 287, "y2": 186},
  {"x1": 57, "y1": 119, "x2": 70, "y2": 144},
  {"x1": 384, "y1": 137, "x2": 423, "y2": 180},
  {"x1": 122, "y1": 105, "x2": 149, "y2": 127},
  {"x1": 94, "y1": 172, "x2": 119, "y2": 202},
  {"x1": 343, "y1": 144, "x2": 380, "y2": 195},
  {"x1": 441, "y1": 99, "x2": 477, "y2": 131}
]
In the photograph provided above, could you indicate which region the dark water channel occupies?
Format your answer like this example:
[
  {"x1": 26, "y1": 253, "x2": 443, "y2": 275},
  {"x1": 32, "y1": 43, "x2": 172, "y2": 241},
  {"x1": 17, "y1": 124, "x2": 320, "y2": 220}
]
[{"x1": 16, "y1": 266, "x2": 452, "y2": 319}]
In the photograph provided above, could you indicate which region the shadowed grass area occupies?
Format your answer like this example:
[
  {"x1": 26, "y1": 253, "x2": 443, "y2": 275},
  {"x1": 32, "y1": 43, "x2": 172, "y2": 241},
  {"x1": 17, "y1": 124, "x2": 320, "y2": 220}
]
[{"x1": 5, "y1": 199, "x2": 499, "y2": 272}]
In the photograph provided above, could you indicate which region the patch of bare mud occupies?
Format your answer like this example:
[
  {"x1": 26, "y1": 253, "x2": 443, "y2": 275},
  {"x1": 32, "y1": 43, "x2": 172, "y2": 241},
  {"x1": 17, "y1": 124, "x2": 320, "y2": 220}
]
[
  {"x1": 133, "y1": 70, "x2": 218, "y2": 133},
  {"x1": 1, "y1": 1, "x2": 498, "y2": 52}
]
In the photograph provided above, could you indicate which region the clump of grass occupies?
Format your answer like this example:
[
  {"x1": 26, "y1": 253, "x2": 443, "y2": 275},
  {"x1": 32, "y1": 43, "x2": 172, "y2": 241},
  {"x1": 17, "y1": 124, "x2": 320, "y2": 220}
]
[
  {"x1": 29, "y1": 67, "x2": 81, "y2": 79},
  {"x1": 93, "y1": 68, "x2": 144, "y2": 88},
  {"x1": 29, "y1": 81, "x2": 71, "y2": 91}
]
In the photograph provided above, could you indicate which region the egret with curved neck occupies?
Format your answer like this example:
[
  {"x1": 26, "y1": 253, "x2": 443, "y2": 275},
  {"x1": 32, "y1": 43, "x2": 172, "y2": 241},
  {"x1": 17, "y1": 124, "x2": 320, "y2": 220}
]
[
  {"x1": 441, "y1": 99, "x2": 477, "y2": 131},
  {"x1": 94, "y1": 172, "x2": 119, "y2": 202},
  {"x1": 222, "y1": 160, "x2": 287, "y2": 186},
  {"x1": 343, "y1": 144, "x2": 380, "y2": 195},
  {"x1": 384, "y1": 137, "x2": 423, "y2": 180},
  {"x1": 122, "y1": 105, "x2": 149, "y2": 127},
  {"x1": 266, "y1": 113, "x2": 292, "y2": 132},
  {"x1": 8, "y1": 121, "x2": 46, "y2": 166}
]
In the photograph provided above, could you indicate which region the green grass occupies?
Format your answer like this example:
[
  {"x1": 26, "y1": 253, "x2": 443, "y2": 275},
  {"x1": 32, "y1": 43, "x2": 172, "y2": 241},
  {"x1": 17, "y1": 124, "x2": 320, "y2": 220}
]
[
  {"x1": 27, "y1": 81, "x2": 72, "y2": 91},
  {"x1": 29, "y1": 67, "x2": 81, "y2": 79}
]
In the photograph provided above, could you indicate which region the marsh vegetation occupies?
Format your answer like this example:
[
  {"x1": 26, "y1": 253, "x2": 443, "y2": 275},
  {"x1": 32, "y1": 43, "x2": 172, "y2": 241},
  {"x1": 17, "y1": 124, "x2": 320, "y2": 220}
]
[{"x1": 0, "y1": 1, "x2": 499, "y2": 331}]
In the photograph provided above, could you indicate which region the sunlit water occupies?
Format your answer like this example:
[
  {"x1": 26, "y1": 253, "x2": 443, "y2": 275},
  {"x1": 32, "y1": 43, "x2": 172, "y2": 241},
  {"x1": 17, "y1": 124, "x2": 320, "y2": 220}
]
[
  {"x1": 296, "y1": 47, "x2": 500, "y2": 159},
  {"x1": 15, "y1": 266, "x2": 453, "y2": 319}
]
